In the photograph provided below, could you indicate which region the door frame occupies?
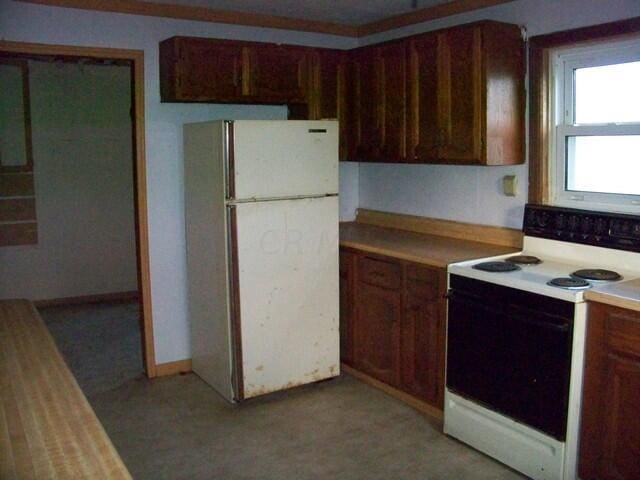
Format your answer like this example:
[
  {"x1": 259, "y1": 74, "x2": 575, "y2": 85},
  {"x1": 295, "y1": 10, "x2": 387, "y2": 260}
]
[{"x1": 0, "y1": 40, "x2": 157, "y2": 377}]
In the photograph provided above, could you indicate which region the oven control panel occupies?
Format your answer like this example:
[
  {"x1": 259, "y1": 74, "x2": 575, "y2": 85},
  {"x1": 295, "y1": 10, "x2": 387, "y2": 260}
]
[{"x1": 524, "y1": 204, "x2": 640, "y2": 253}]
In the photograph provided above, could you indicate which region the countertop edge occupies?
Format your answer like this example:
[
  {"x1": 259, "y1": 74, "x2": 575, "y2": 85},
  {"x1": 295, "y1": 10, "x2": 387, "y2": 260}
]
[
  {"x1": 339, "y1": 240, "x2": 448, "y2": 269},
  {"x1": 585, "y1": 289, "x2": 640, "y2": 313}
]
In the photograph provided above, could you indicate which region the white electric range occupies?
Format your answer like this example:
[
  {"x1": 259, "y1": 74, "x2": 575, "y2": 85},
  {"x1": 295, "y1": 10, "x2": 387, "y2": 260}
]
[{"x1": 444, "y1": 205, "x2": 640, "y2": 480}]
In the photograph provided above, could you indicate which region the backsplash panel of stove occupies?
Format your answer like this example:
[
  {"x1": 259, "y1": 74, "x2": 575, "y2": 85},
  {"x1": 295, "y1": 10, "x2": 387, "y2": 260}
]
[{"x1": 523, "y1": 204, "x2": 640, "y2": 253}]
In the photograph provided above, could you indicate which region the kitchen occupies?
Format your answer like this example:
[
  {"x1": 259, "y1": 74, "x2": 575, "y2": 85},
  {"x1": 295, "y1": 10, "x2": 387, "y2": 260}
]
[{"x1": 1, "y1": 0, "x2": 640, "y2": 479}]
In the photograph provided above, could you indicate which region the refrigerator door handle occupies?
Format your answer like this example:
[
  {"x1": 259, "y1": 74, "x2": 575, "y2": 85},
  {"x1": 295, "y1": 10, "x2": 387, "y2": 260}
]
[
  {"x1": 226, "y1": 203, "x2": 244, "y2": 401},
  {"x1": 223, "y1": 120, "x2": 234, "y2": 200},
  {"x1": 227, "y1": 193, "x2": 338, "y2": 205}
]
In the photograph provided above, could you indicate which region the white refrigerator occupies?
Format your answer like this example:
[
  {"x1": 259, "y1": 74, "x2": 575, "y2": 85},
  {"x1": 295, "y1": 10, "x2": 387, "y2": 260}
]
[{"x1": 184, "y1": 120, "x2": 340, "y2": 402}]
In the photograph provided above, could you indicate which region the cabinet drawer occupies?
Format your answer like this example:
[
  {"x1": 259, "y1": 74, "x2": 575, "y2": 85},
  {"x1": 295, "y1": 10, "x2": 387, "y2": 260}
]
[
  {"x1": 359, "y1": 255, "x2": 402, "y2": 290},
  {"x1": 406, "y1": 264, "x2": 442, "y2": 300},
  {"x1": 605, "y1": 310, "x2": 640, "y2": 358},
  {"x1": 339, "y1": 253, "x2": 352, "y2": 277}
]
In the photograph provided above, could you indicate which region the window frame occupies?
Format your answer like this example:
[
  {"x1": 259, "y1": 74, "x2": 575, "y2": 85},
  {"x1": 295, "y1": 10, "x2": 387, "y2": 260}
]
[
  {"x1": 549, "y1": 38, "x2": 640, "y2": 212},
  {"x1": 528, "y1": 17, "x2": 640, "y2": 209}
]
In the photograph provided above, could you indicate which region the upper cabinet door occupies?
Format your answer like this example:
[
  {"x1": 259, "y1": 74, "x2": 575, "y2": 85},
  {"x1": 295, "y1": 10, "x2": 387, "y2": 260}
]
[
  {"x1": 348, "y1": 48, "x2": 381, "y2": 161},
  {"x1": 308, "y1": 50, "x2": 348, "y2": 161},
  {"x1": 347, "y1": 44, "x2": 407, "y2": 162},
  {"x1": 438, "y1": 26, "x2": 483, "y2": 163},
  {"x1": 408, "y1": 33, "x2": 440, "y2": 162},
  {"x1": 160, "y1": 37, "x2": 245, "y2": 102},
  {"x1": 377, "y1": 42, "x2": 407, "y2": 162},
  {"x1": 406, "y1": 22, "x2": 524, "y2": 165},
  {"x1": 247, "y1": 45, "x2": 310, "y2": 103},
  {"x1": 408, "y1": 27, "x2": 481, "y2": 164}
]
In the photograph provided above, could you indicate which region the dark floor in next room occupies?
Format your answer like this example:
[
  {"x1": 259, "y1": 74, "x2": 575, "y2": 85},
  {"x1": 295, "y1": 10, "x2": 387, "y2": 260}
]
[{"x1": 40, "y1": 302, "x2": 527, "y2": 480}]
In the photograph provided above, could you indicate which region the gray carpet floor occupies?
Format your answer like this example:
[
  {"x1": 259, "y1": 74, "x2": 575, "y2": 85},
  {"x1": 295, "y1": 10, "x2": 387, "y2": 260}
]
[{"x1": 40, "y1": 301, "x2": 527, "y2": 480}]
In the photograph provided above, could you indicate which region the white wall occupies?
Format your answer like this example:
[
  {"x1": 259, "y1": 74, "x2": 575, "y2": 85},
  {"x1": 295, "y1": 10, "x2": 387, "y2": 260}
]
[
  {"x1": 3, "y1": 0, "x2": 637, "y2": 364},
  {"x1": 354, "y1": 0, "x2": 640, "y2": 228},
  {"x1": 339, "y1": 162, "x2": 359, "y2": 221},
  {"x1": 0, "y1": 60, "x2": 138, "y2": 300},
  {"x1": 0, "y1": 0, "x2": 356, "y2": 364}
]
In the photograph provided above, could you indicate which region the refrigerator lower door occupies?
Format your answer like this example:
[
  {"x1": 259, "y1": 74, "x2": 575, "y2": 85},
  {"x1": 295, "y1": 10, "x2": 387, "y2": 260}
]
[{"x1": 231, "y1": 196, "x2": 339, "y2": 399}]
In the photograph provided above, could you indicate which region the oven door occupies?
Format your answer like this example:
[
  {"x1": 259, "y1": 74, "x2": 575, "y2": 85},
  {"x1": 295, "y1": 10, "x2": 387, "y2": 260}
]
[{"x1": 447, "y1": 275, "x2": 574, "y2": 440}]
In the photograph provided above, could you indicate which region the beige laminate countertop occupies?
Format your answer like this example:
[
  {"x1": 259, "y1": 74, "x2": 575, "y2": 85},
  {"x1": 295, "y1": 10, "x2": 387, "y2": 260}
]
[
  {"x1": 0, "y1": 300, "x2": 132, "y2": 480},
  {"x1": 585, "y1": 278, "x2": 640, "y2": 313},
  {"x1": 340, "y1": 222, "x2": 520, "y2": 268}
]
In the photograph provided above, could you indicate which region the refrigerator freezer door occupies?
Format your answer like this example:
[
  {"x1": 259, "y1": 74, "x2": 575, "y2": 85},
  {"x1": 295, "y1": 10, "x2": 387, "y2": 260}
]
[
  {"x1": 232, "y1": 196, "x2": 339, "y2": 399},
  {"x1": 231, "y1": 120, "x2": 338, "y2": 200}
]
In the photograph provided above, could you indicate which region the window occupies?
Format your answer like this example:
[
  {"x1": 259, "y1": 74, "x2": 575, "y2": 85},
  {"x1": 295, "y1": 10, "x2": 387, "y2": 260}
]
[{"x1": 549, "y1": 37, "x2": 640, "y2": 212}]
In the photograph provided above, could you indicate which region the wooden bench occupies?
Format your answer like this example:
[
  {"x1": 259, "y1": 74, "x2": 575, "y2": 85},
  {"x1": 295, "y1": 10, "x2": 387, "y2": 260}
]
[{"x1": 0, "y1": 299, "x2": 132, "y2": 479}]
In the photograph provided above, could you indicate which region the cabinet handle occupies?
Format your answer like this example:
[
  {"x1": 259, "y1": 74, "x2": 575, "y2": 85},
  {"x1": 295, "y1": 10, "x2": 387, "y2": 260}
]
[
  {"x1": 232, "y1": 60, "x2": 240, "y2": 87},
  {"x1": 439, "y1": 128, "x2": 448, "y2": 147}
]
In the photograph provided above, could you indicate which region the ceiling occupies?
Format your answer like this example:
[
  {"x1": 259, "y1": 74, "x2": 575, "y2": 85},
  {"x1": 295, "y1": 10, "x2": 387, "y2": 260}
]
[
  {"x1": 150, "y1": 0, "x2": 454, "y2": 26},
  {"x1": 20, "y1": 0, "x2": 516, "y2": 36}
]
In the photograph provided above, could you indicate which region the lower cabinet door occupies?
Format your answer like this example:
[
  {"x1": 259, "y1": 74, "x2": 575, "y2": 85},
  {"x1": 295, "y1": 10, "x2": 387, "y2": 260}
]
[
  {"x1": 401, "y1": 286, "x2": 444, "y2": 407},
  {"x1": 339, "y1": 250, "x2": 356, "y2": 364},
  {"x1": 354, "y1": 282, "x2": 402, "y2": 387},
  {"x1": 580, "y1": 303, "x2": 640, "y2": 480}
]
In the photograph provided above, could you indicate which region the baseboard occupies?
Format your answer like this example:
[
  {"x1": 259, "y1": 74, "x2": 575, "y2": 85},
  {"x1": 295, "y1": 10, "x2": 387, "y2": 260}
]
[
  {"x1": 155, "y1": 359, "x2": 192, "y2": 377},
  {"x1": 33, "y1": 291, "x2": 140, "y2": 308},
  {"x1": 342, "y1": 363, "x2": 444, "y2": 424}
]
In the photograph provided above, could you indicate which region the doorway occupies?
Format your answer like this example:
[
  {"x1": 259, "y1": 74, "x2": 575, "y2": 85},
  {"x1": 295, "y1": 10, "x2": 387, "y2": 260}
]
[{"x1": 0, "y1": 41, "x2": 156, "y2": 377}]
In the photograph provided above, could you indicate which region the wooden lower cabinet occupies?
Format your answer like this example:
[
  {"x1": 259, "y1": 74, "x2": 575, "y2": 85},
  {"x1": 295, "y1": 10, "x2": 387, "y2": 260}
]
[
  {"x1": 339, "y1": 250, "x2": 356, "y2": 365},
  {"x1": 401, "y1": 264, "x2": 445, "y2": 406},
  {"x1": 355, "y1": 281, "x2": 402, "y2": 387},
  {"x1": 579, "y1": 302, "x2": 640, "y2": 480},
  {"x1": 339, "y1": 247, "x2": 446, "y2": 409}
]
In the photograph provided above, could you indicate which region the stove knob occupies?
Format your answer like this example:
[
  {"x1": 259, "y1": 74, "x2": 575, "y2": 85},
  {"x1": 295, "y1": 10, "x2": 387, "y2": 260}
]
[
  {"x1": 620, "y1": 221, "x2": 632, "y2": 236},
  {"x1": 568, "y1": 215, "x2": 579, "y2": 231},
  {"x1": 594, "y1": 218, "x2": 607, "y2": 235},
  {"x1": 537, "y1": 212, "x2": 550, "y2": 228}
]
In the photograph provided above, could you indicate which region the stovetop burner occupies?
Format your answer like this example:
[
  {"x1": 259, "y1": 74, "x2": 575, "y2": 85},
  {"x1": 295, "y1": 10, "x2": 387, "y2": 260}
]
[
  {"x1": 571, "y1": 269, "x2": 622, "y2": 282},
  {"x1": 505, "y1": 255, "x2": 542, "y2": 265},
  {"x1": 547, "y1": 277, "x2": 592, "y2": 290},
  {"x1": 472, "y1": 261, "x2": 521, "y2": 273}
]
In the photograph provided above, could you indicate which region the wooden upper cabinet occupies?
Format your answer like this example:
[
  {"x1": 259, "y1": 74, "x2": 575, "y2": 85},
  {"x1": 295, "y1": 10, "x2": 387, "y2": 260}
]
[
  {"x1": 308, "y1": 49, "x2": 348, "y2": 160},
  {"x1": 408, "y1": 21, "x2": 524, "y2": 165},
  {"x1": 160, "y1": 36, "x2": 311, "y2": 104},
  {"x1": 160, "y1": 37, "x2": 246, "y2": 102},
  {"x1": 247, "y1": 44, "x2": 310, "y2": 103},
  {"x1": 347, "y1": 42, "x2": 407, "y2": 162},
  {"x1": 160, "y1": 20, "x2": 523, "y2": 165}
]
